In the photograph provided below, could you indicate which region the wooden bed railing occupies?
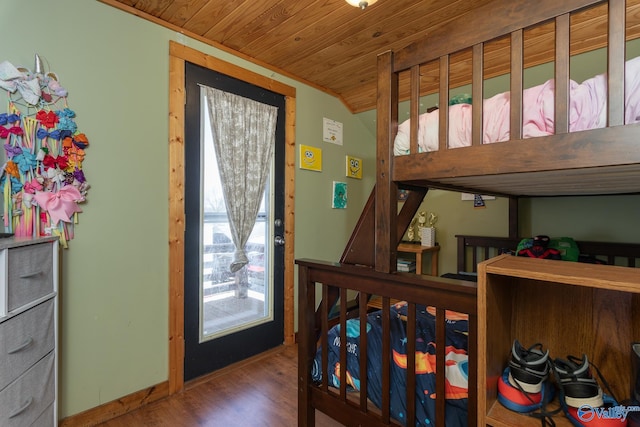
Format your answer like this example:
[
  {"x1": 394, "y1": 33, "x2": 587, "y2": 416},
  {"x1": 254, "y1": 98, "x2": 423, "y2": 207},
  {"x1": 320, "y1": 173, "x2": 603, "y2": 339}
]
[
  {"x1": 296, "y1": 259, "x2": 477, "y2": 427},
  {"x1": 374, "y1": 0, "x2": 640, "y2": 274}
]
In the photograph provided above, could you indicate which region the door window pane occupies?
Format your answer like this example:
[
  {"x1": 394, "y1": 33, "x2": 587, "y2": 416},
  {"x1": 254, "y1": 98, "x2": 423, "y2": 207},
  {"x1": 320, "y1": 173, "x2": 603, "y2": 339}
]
[{"x1": 199, "y1": 97, "x2": 272, "y2": 342}]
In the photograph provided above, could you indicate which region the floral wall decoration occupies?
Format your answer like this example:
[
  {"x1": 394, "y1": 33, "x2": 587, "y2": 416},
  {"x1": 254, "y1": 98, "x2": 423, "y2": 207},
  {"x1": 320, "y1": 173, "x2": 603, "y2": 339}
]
[{"x1": 0, "y1": 54, "x2": 89, "y2": 248}]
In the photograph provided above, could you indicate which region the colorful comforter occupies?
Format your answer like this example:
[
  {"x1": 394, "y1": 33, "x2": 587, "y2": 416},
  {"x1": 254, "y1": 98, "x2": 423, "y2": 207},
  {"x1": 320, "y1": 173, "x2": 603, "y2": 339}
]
[{"x1": 311, "y1": 302, "x2": 469, "y2": 427}]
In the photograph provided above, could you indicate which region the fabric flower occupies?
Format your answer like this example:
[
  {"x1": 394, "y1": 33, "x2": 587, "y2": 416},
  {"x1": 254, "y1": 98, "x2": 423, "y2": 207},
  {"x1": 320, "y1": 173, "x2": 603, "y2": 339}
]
[
  {"x1": 72, "y1": 133, "x2": 89, "y2": 149},
  {"x1": 57, "y1": 117, "x2": 77, "y2": 133},
  {"x1": 56, "y1": 108, "x2": 76, "y2": 119},
  {"x1": 4, "y1": 160, "x2": 20, "y2": 178},
  {"x1": 56, "y1": 155, "x2": 69, "y2": 170},
  {"x1": 42, "y1": 154, "x2": 57, "y2": 169},
  {"x1": 33, "y1": 186, "x2": 83, "y2": 225},
  {"x1": 64, "y1": 171, "x2": 74, "y2": 185},
  {"x1": 42, "y1": 154, "x2": 68, "y2": 170},
  {"x1": 36, "y1": 147, "x2": 48, "y2": 161},
  {"x1": 0, "y1": 113, "x2": 20, "y2": 125},
  {"x1": 4, "y1": 143, "x2": 22, "y2": 158},
  {"x1": 73, "y1": 168, "x2": 86, "y2": 183},
  {"x1": 14, "y1": 151, "x2": 37, "y2": 173},
  {"x1": 22, "y1": 191, "x2": 35, "y2": 208},
  {"x1": 0, "y1": 175, "x2": 23, "y2": 194},
  {"x1": 45, "y1": 166, "x2": 66, "y2": 185},
  {"x1": 36, "y1": 110, "x2": 59, "y2": 128},
  {"x1": 64, "y1": 144, "x2": 85, "y2": 164},
  {"x1": 0, "y1": 125, "x2": 24, "y2": 139},
  {"x1": 36, "y1": 128, "x2": 72, "y2": 141},
  {"x1": 23, "y1": 178, "x2": 43, "y2": 194}
]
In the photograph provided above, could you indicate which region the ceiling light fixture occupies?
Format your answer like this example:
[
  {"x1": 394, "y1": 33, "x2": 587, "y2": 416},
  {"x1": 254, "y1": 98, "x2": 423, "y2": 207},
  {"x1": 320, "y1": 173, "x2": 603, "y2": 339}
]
[{"x1": 346, "y1": 0, "x2": 378, "y2": 9}]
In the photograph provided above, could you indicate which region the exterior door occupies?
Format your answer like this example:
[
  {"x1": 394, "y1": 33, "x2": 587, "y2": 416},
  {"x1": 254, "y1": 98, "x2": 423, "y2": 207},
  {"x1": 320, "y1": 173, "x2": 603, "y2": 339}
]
[{"x1": 184, "y1": 62, "x2": 285, "y2": 381}]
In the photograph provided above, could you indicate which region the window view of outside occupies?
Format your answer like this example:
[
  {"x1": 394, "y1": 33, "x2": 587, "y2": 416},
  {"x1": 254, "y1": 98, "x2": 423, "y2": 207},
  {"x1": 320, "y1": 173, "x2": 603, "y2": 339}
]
[{"x1": 200, "y1": 99, "x2": 272, "y2": 342}]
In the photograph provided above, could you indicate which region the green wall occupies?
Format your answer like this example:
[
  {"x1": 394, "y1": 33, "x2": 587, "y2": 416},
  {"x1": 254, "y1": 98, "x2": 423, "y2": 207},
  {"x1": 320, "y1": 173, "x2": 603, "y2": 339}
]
[{"x1": 0, "y1": 0, "x2": 377, "y2": 418}]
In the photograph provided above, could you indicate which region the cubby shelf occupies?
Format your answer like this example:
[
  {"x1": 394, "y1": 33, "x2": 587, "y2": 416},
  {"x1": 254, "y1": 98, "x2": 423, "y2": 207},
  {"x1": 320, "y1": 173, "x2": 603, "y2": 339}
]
[{"x1": 477, "y1": 254, "x2": 640, "y2": 426}]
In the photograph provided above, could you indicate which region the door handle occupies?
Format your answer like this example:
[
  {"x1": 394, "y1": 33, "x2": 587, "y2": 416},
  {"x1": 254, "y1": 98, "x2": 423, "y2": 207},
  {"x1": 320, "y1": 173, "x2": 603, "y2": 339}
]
[{"x1": 274, "y1": 235, "x2": 285, "y2": 246}]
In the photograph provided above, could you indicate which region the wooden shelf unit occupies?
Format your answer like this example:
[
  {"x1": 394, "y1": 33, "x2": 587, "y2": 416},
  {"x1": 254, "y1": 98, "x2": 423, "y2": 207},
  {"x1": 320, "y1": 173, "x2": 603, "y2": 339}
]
[
  {"x1": 397, "y1": 243, "x2": 440, "y2": 276},
  {"x1": 477, "y1": 254, "x2": 640, "y2": 427}
]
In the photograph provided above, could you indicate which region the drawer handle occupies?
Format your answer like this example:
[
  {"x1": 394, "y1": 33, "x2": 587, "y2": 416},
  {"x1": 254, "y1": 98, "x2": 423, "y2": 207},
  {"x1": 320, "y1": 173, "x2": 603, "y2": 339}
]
[
  {"x1": 7, "y1": 337, "x2": 34, "y2": 354},
  {"x1": 20, "y1": 270, "x2": 43, "y2": 279},
  {"x1": 9, "y1": 396, "x2": 33, "y2": 418}
]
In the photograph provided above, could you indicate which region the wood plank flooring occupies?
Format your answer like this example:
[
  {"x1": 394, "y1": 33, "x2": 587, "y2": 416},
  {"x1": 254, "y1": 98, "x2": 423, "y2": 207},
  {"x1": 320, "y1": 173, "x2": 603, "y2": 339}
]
[{"x1": 99, "y1": 344, "x2": 342, "y2": 426}]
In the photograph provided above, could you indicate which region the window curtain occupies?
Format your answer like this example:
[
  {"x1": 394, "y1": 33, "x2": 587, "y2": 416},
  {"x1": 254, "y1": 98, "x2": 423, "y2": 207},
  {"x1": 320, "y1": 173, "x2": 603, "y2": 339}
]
[{"x1": 202, "y1": 86, "x2": 277, "y2": 274}]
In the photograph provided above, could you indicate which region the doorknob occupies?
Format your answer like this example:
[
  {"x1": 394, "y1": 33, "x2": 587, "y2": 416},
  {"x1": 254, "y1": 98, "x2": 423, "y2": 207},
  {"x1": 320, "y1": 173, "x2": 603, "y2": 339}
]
[{"x1": 274, "y1": 235, "x2": 285, "y2": 246}]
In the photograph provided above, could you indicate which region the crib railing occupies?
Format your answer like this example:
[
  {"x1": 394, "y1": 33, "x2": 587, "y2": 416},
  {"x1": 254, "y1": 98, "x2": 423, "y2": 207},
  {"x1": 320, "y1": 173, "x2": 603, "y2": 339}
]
[{"x1": 296, "y1": 259, "x2": 478, "y2": 427}]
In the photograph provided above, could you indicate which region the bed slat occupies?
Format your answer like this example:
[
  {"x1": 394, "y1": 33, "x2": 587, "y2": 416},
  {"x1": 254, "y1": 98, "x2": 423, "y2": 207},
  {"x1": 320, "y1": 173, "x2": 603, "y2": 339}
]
[
  {"x1": 472, "y1": 44, "x2": 484, "y2": 146},
  {"x1": 510, "y1": 30, "x2": 524, "y2": 140},
  {"x1": 555, "y1": 14, "x2": 570, "y2": 134},
  {"x1": 438, "y1": 56, "x2": 449, "y2": 151},
  {"x1": 435, "y1": 307, "x2": 446, "y2": 427},
  {"x1": 609, "y1": 0, "x2": 626, "y2": 126},
  {"x1": 410, "y1": 65, "x2": 420, "y2": 154},
  {"x1": 321, "y1": 284, "x2": 329, "y2": 394},
  {"x1": 339, "y1": 288, "x2": 348, "y2": 400},
  {"x1": 359, "y1": 292, "x2": 369, "y2": 411},
  {"x1": 381, "y1": 298, "x2": 391, "y2": 423},
  {"x1": 406, "y1": 303, "x2": 417, "y2": 427}
]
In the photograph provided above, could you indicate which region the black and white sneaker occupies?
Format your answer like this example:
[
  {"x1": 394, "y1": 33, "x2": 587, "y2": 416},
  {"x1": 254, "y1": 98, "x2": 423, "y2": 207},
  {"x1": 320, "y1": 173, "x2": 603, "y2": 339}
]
[
  {"x1": 508, "y1": 340, "x2": 550, "y2": 394},
  {"x1": 552, "y1": 354, "x2": 604, "y2": 408}
]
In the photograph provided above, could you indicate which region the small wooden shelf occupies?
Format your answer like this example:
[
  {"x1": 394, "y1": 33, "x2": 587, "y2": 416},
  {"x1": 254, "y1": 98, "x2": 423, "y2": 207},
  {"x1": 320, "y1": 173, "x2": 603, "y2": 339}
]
[
  {"x1": 397, "y1": 242, "x2": 439, "y2": 275},
  {"x1": 477, "y1": 254, "x2": 640, "y2": 426}
]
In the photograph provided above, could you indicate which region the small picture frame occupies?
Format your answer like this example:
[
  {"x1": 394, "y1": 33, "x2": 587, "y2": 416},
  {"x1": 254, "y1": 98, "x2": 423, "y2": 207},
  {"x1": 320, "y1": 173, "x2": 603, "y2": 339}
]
[
  {"x1": 332, "y1": 181, "x2": 347, "y2": 209},
  {"x1": 299, "y1": 144, "x2": 322, "y2": 171},
  {"x1": 345, "y1": 155, "x2": 362, "y2": 179}
]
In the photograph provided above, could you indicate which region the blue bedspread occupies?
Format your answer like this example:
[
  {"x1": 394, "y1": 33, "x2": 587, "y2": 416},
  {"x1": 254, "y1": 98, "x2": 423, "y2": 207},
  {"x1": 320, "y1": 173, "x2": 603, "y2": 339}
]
[{"x1": 312, "y1": 302, "x2": 469, "y2": 426}]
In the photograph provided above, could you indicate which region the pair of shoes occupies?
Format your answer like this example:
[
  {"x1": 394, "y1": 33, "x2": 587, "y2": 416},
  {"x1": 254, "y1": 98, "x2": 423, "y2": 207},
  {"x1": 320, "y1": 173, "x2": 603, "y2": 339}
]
[{"x1": 500, "y1": 340, "x2": 628, "y2": 426}]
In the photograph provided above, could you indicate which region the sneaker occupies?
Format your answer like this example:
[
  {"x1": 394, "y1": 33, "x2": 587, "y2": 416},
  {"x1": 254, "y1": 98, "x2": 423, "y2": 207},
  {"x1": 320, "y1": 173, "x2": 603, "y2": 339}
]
[
  {"x1": 508, "y1": 340, "x2": 550, "y2": 393},
  {"x1": 553, "y1": 355, "x2": 604, "y2": 408},
  {"x1": 498, "y1": 366, "x2": 554, "y2": 413}
]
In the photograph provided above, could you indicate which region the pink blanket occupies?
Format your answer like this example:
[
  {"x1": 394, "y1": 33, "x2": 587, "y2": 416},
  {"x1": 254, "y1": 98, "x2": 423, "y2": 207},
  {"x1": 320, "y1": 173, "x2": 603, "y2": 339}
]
[{"x1": 394, "y1": 56, "x2": 640, "y2": 155}]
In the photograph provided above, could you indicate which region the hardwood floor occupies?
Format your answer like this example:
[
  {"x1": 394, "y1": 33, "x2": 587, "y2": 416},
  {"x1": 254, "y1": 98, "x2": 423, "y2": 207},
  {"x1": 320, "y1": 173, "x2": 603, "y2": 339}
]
[{"x1": 99, "y1": 344, "x2": 343, "y2": 426}]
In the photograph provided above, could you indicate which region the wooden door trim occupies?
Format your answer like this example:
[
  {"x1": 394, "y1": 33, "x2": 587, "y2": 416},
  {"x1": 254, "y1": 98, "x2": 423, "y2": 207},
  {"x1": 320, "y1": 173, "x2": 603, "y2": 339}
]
[{"x1": 168, "y1": 41, "x2": 296, "y2": 394}]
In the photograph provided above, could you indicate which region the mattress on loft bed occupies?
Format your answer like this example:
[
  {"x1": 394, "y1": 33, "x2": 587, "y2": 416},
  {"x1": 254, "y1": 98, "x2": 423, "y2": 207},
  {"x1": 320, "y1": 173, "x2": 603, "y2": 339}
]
[{"x1": 394, "y1": 56, "x2": 640, "y2": 155}]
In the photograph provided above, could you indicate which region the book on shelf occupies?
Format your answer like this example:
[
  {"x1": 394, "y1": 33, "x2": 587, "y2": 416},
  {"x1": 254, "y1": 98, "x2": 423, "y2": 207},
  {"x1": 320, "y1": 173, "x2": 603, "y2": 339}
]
[{"x1": 397, "y1": 258, "x2": 416, "y2": 272}]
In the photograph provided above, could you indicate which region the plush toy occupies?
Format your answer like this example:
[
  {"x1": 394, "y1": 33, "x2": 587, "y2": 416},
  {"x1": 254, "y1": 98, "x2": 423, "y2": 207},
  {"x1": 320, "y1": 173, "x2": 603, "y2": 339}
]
[{"x1": 517, "y1": 235, "x2": 562, "y2": 260}]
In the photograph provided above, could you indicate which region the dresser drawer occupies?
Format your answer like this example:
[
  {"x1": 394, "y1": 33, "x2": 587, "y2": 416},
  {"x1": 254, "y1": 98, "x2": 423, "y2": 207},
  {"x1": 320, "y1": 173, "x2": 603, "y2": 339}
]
[
  {"x1": 0, "y1": 351, "x2": 55, "y2": 427},
  {"x1": 31, "y1": 402, "x2": 54, "y2": 427},
  {"x1": 0, "y1": 300, "x2": 55, "y2": 391},
  {"x1": 7, "y1": 243, "x2": 54, "y2": 312}
]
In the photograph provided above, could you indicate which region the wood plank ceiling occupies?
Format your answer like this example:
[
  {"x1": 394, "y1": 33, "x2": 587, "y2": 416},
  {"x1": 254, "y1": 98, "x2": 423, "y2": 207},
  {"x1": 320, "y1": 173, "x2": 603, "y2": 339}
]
[
  {"x1": 98, "y1": 0, "x2": 495, "y2": 113},
  {"x1": 100, "y1": 0, "x2": 640, "y2": 113}
]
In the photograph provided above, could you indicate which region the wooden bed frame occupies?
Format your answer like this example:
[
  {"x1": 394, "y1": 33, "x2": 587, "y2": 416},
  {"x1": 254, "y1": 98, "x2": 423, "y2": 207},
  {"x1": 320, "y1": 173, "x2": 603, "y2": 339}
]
[
  {"x1": 298, "y1": 236, "x2": 640, "y2": 426},
  {"x1": 298, "y1": 0, "x2": 640, "y2": 426}
]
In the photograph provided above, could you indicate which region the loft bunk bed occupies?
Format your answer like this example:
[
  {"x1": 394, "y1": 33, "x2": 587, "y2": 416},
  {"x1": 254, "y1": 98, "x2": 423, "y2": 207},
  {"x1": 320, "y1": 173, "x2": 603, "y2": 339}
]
[{"x1": 297, "y1": 0, "x2": 640, "y2": 426}]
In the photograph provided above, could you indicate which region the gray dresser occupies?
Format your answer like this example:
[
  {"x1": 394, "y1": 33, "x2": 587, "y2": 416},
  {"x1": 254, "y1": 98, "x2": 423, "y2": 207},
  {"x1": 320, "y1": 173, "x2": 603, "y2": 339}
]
[{"x1": 0, "y1": 237, "x2": 59, "y2": 427}]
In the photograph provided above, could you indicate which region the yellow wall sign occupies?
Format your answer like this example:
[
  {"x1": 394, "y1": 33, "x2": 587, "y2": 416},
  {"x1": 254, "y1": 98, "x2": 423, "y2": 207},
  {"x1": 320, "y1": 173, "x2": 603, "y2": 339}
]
[
  {"x1": 345, "y1": 155, "x2": 362, "y2": 179},
  {"x1": 299, "y1": 144, "x2": 322, "y2": 171}
]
